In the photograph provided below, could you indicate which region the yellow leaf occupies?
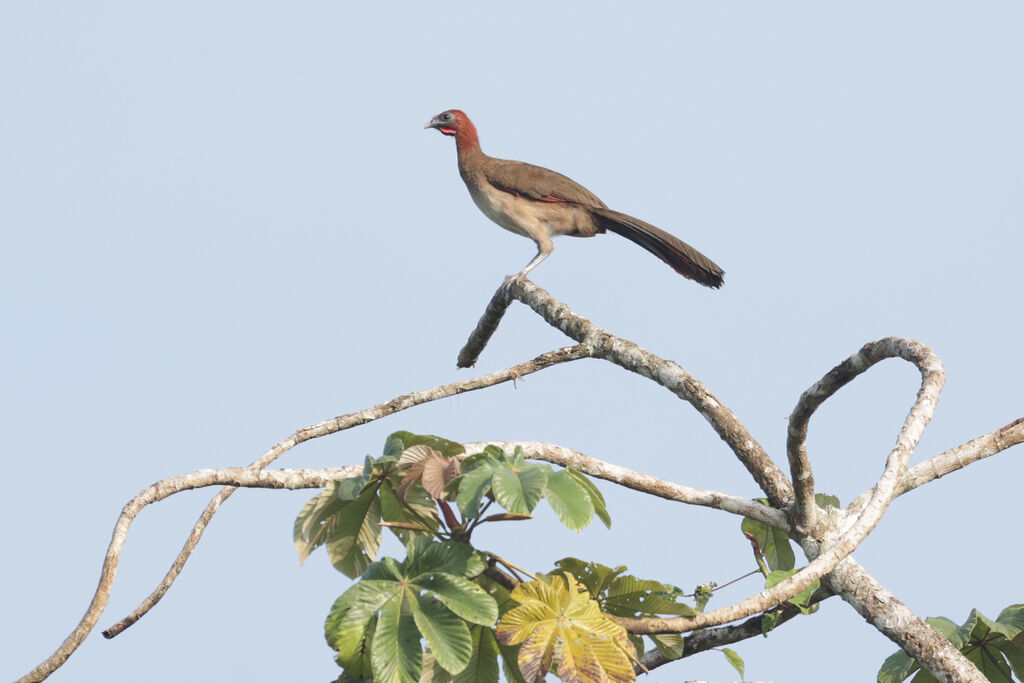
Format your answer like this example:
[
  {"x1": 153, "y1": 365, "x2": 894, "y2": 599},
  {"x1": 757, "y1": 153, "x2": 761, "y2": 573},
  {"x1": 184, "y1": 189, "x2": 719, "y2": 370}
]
[{"x1": 495, "y1": 575, "x2": 638, "y2": 683}]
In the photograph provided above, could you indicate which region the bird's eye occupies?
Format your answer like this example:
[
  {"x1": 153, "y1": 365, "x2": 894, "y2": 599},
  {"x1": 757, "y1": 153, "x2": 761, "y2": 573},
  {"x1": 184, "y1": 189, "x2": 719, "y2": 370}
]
[{"x1": 441, "y1": 112, "x2": 453, "y2": 121}]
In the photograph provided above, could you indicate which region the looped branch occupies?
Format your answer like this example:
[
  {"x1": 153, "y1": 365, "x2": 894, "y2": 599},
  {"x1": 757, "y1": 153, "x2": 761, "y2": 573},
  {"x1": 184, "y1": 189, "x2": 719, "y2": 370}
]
[
  {"x1": 786, "y1": 337, "x2": 945, "y2": 538},
  {"x1": 617, "y1": 338, "x2": 945, "y2": 636}
]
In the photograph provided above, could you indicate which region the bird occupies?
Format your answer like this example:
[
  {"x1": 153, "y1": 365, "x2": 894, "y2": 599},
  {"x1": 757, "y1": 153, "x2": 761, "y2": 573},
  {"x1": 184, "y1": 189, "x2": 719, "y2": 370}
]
[{"x1": 424, "y1": 109, "x2": 724, "y2": 289}]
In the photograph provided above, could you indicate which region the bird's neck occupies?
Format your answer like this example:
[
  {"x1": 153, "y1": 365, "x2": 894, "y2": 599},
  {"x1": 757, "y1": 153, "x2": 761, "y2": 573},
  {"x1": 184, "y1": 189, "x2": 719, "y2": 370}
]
[{"x1": 454, "y1": 118, "x2": 482, "y2": 156}]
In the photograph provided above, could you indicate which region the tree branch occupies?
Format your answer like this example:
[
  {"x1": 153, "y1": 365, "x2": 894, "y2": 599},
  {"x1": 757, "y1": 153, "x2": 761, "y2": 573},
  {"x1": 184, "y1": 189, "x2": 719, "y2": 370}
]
[
  {"x1": 639, "y1": 588, "x2": 833, "y2": 670},
  {"x1": 463, "y1": 441, "x2": 789, "y2": 531},
  {"x1": 897, "y1": 416, "x2": 1024, "y2": 496},
  {"x1": 826, "y1": 556, "x2": 988, "y2": 683},
  {"x1": 457, "y1": 279, "x2": 514, "y2": 368},
  {"x1": 786, "y1": 338, "x2": 944, "y2": 538},
  {"x1": 17, "y1": 346, "x2": 590, "y2": 683},
  {"x1": 499, "y1": 278, "x2": 796, "y2": 508},
  {"x1": 613, "y1": 338, "x2": 944, "y2": 639}
]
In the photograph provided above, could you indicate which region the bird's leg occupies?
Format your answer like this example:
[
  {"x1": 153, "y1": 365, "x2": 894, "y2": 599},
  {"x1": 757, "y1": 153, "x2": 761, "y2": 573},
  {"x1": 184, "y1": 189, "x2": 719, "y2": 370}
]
[{"x1": 502, "y1": 239, "x2": 553, "y2": 300}]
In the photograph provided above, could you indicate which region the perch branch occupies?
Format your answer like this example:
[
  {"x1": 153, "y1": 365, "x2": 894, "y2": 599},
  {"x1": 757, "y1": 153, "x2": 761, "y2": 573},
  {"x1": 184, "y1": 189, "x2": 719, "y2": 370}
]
[
  {"x1": 457, "y1": 279, "x2": 515, "y2": 367},
  {"x1": 496, "y1": 277, "x2": 795, "y2": 508},
  {"x1": 463, "y1": 441, "x2": 789, "y2": 531}
]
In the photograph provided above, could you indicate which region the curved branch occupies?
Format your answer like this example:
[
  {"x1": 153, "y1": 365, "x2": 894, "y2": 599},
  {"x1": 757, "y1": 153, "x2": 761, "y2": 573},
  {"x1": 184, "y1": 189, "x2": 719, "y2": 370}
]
[
  {"x1": 503, "y1": 278, "x2": 795, "y2": 507},
  {"x1": 18, "y1": 346, "x2": 590, "y2": 683},
  {"x1": 15, "y1": 466, "x2": 357, "y2": 683},
  {"x1": 786, "y1": 338, "x2": 945, "y2": 537},
  {"x1": 614, "y1": 338, "x2": 944, "y2": 637},
  {"x1": 463, "y1": 441, "x2": 789, "y2": 531}
]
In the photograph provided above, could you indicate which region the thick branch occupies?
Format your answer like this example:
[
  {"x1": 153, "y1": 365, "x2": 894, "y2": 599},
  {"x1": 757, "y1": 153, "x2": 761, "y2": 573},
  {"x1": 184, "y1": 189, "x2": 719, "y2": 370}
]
[
  {"x1": 615, "y1": 338, "x2": 944, "y2": 638},
  {"x1": 464, "y1": 441, "x2": 789, "y2": 531},
  {"x1": 501, "y1": 278, "x2": 795, "y2": 507},
  {"x1": 827, "y1": 557, "x2": 987, "y2": 683}
]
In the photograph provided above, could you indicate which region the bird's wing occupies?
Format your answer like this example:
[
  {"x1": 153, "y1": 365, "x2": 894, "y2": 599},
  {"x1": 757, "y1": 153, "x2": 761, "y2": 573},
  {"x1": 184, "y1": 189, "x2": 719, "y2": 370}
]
[{"x1": 482, "y1": 158, "x2": 606, "y2": 208}]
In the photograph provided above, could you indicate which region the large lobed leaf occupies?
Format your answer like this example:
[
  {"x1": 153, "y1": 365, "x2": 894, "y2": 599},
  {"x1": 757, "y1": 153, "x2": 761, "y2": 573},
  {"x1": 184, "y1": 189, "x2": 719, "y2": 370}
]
[
  {"x1": 325, "y1": 538, "x2": 500, "y2": 682},
  {"x1": 496, "y1": 574, "x2": 638, "y2": 683}
]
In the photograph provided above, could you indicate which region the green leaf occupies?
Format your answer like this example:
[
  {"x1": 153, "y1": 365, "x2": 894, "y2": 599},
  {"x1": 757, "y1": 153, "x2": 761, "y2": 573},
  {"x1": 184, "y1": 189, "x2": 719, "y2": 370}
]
[
  {"x1": 410, "y1": 593, "x2": 472, "y2": 674},
  {"x1": 294, "y1": 485, "x2": 342, "y2": 564},
  {"x1": 814, "y1": 492, "x2": 841, "y2": 509},
  {"x1": 372, "y1": 593, "x2": 423, "y2": 683},
  {"x1": 543, "y1": 470, "x2": 594, "y2": 531},
  {"x1": 741, "y1": 514, "x2": 795, "y2": 571},
  {"x1": 379, "y1": 479, "x2": 437, "y2": 542},
  {"x1": 498, "y1": 640, "x2": 528, "y2": 683},
  {"x1": 454, "y1": 462, "x2": 498, "y2": 518},
  {"x1": 925, "y1": 615, "x2": 963, "y2": 646},
  {"x1": 491, "y1": 465, "x2": 547, "y2": 514},
  {"x1": 327, "y1": 484, "x2": 383, "y2": 578},
  {"x1": 384, "y1": 431, "x2": 465, "y2": 459},
  {"x1": 650, "y1": 633, "x2": 685, "y2": 659},
  {"x1": 992, "y1": 634, "x2": 1024, "y2": 680},
  {"x1": 454, "y1": 625, "x2": 501, "y2": 683},
  {"x1": 553, "y1": 558, "x2": 626, "y2": 598},
  {"x1": 722, "y1": 647, "x2": 744, "y2": 677},
  {"x1": 761, "y1": 610, "x2": 779, "y2": 636},
  {"x1": 326, "y1": 581, "x2": 398, "y2": 669},
  {"x1": 337, "y1": 467, "x2": 373, "y2": 500},
  {"x1": 996, "y1": 604, "x2": 1024, "y2": 638},
  {"x1": 605, "y1": 575, "x2": 695, "y2": 617},
  {"x1": 420, "y1": 652, "x2": 454, "y2": 683},
  {"x1": 877, "y1": 647, "x2": 918, "y2": 683},
  {"x1": 965, "y1": 644, "x2": 1013, "y2": 683},
  {"x1": 764, "y1": 569, "x2": 819, "y2": 614},
  {"x1": 567, "y1": 469, "x2": 611, "y2": 528},
  {"x1": 415, "y1": 573, "x2": 499, "y2": 626},
  {"x1": 405, "y1": 536, "x2": 486, "y2": 579}
]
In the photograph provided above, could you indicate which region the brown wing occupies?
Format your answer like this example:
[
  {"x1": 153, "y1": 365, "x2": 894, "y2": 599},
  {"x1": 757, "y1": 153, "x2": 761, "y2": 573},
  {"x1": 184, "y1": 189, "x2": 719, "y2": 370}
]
[{"x1": 482, "y1": 157, "x2": 607, "y2": 208}]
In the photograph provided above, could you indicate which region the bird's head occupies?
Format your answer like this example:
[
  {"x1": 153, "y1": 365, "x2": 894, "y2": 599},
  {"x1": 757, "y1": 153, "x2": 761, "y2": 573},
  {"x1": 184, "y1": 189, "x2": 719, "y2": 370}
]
[
  {"x1": 424, "y1": 109, "x2": 480, "y2": 150},
  {"x1": 424, "y1": 109, "x2": 468, "y2": 136}
]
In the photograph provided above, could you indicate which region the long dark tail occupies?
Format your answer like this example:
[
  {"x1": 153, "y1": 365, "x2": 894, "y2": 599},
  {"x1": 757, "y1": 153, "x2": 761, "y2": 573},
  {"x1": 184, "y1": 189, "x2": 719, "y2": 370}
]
[{"x1": 592, "y1": 207, "x2": 724, "y2": 288}]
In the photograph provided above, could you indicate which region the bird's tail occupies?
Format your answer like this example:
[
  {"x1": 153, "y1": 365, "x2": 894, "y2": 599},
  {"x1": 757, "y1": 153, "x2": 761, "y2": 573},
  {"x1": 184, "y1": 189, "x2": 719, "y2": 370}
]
[{"x1": 592, "y1": 207, "x2": 725, "y2": 288}]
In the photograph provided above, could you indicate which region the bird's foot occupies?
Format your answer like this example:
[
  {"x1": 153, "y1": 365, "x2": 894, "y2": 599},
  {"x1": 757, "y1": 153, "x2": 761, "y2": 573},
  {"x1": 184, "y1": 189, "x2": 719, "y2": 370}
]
[{"x1": 500, "y1": 273, "x2": 526, "y2": 302}]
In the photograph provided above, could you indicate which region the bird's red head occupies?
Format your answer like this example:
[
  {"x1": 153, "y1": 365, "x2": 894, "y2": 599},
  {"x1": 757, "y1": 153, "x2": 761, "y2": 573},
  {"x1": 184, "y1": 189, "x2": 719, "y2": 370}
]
[{"x1": 424, "y1": 109, "x2": 480, "y2": 150}]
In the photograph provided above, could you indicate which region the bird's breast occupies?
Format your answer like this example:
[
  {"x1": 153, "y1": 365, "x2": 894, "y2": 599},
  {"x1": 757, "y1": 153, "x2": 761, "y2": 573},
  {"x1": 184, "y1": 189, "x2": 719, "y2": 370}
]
[{"x1": 463, "y1": 176, "x2": 599, "y2": 242}]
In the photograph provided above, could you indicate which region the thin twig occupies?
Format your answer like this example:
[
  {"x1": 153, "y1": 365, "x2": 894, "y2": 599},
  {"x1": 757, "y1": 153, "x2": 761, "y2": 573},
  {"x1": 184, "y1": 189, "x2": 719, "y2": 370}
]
[{"x1": 17, "y1": 346, "x2": 591, "y2": 683}]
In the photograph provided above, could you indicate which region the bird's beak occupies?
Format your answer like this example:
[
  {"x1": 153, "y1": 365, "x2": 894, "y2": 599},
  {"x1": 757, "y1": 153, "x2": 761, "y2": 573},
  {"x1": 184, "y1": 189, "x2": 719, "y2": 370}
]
[{"x1": 424, "y1": 117, "x2": 441, "y2": 130}]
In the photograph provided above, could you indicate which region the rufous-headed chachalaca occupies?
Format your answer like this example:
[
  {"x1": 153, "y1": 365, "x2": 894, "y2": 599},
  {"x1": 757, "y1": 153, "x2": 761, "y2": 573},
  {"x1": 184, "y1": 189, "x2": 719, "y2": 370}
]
[{"x1": 425, "y1": 109, "x2": 724, "y2": 288}]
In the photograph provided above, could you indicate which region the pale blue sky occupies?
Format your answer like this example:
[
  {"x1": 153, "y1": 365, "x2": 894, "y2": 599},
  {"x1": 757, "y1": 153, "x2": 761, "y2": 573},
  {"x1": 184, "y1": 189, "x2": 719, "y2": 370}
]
[{"x1": 3, "y1": 3, "x2": 1022, "y2": 682}]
